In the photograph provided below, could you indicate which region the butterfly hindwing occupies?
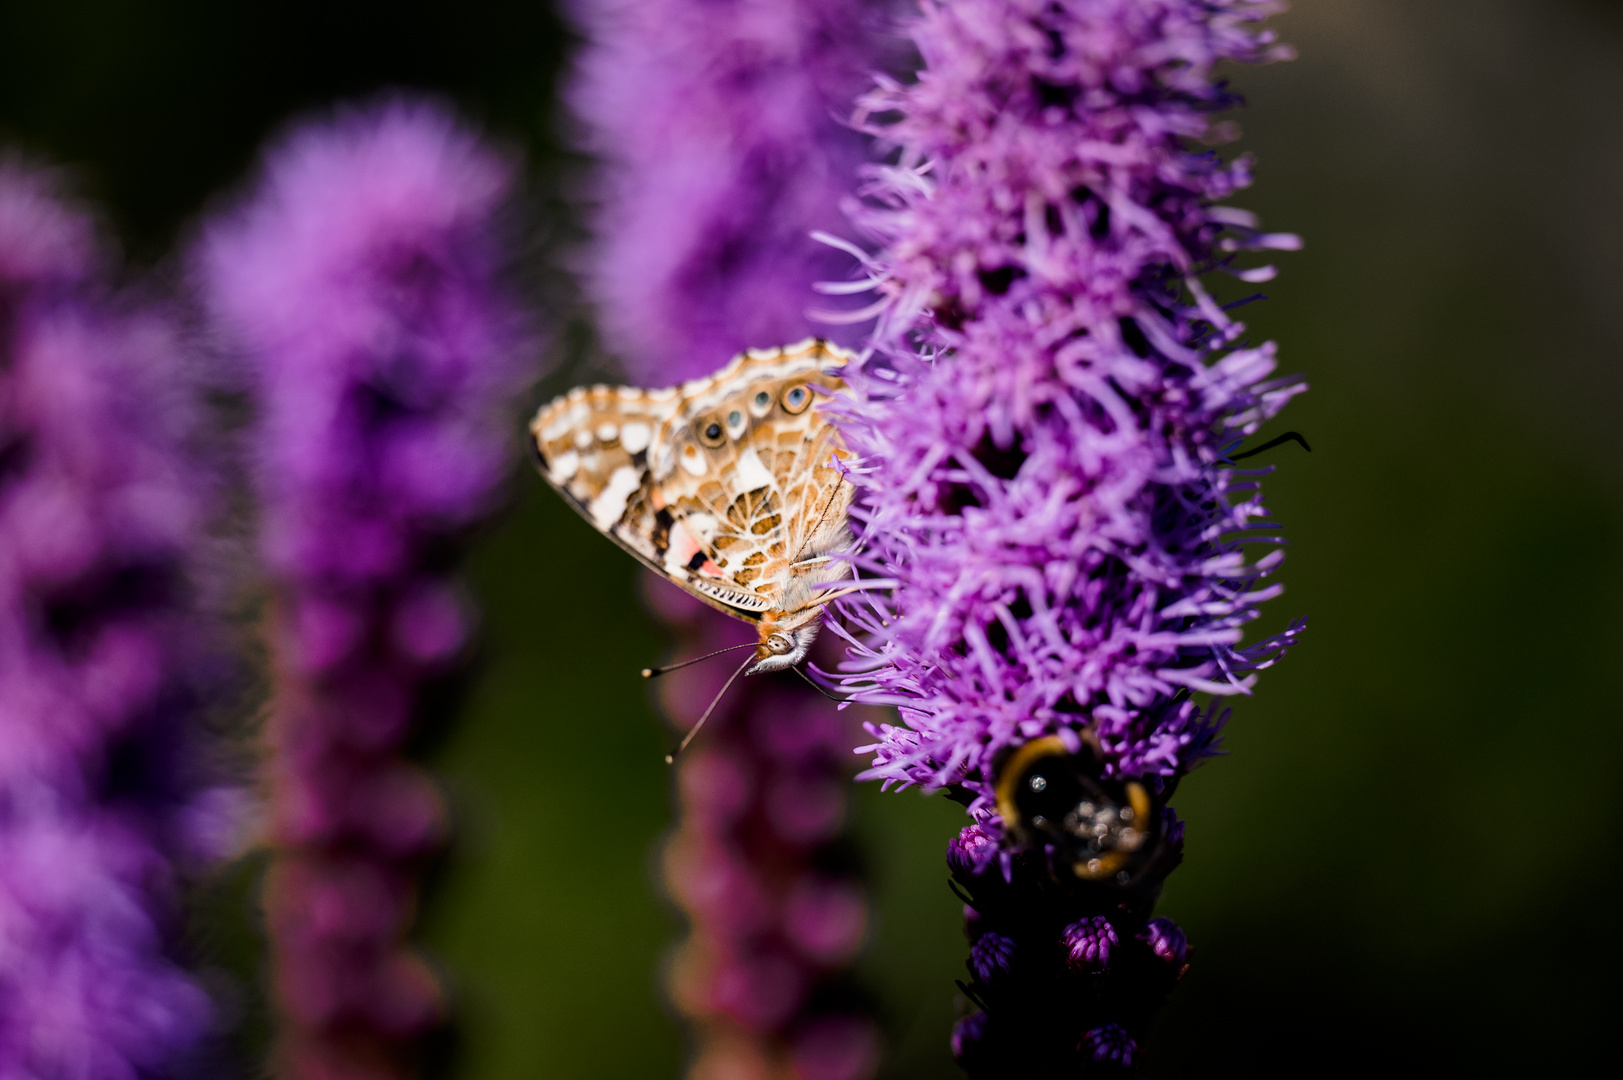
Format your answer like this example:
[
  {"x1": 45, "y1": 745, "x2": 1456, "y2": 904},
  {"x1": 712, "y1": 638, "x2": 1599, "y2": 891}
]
[
  {"x1": 530, "y1": 383, "x2": 676, "y2": 573},
  {"x1": 529, "y1": 339, "x2": 853, "y2": 624}
]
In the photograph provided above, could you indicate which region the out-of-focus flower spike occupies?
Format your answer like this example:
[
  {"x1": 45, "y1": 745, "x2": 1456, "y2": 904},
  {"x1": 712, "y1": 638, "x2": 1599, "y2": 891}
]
[
  {"x1": 1, "y1": 158, "x2": 230, "y2": 1080},
  {"x1": 197, "y1": 99, "x2": 530, "y2": 1080},
  {"x1": 566, "y1": 0, "x2": 896, "y2": 382},
  {"x1": 565, "y1": 4, "x2": 898, "y2": 1079}
]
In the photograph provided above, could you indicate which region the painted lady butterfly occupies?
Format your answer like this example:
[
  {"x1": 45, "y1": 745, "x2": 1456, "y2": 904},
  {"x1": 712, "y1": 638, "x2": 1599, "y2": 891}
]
[{"x1": 528, "y1": 338, "x2": 855, "y2": 677}]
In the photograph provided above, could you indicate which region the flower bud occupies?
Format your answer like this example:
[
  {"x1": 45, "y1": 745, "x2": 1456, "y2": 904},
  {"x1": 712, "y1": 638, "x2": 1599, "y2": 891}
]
[
  {"x1": 946, "y1": 823, "x2": 999, "y2": 879},
  {"x1": 1081, "y1": 1023, "x2": 1136, "y2": 1068},
  {"x1": 968, "y1": 931, "x2": 1016, "y2": 984},
  {"x1": 1062, "y1": 916, "x2": 1118, "y2": 973},
  {"x1": 1139, "y1": 916, "x2": 1189, "y2": 968}
]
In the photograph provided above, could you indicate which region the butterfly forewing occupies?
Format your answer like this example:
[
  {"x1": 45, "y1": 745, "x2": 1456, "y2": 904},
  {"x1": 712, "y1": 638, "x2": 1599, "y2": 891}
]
[{"x1": 529, "y1": 339, "x2": 854, "y2": 625}]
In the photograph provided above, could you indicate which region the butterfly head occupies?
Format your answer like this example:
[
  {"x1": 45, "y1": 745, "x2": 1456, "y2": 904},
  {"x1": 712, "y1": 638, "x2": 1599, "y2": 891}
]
[{"x1": 749, "y1": 611, "x2": 821, "y2": 674}]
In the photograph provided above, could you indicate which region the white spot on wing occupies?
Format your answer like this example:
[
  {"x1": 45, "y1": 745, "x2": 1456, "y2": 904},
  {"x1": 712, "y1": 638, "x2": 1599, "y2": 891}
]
[
  {"x1": 621, "y1": 422, "x2": 651, "y2": 453},
  {"x1": 683, "y1": 512, "x2": 717, "y2": 544},
  {"x1": 575, "y1": 430, "x2": 593, "y2": 450},
  {"x1": 664, "y1": 518, "x2": 703, "y2": 572},
  {"x1": 550, "y1": 450, "x2": 579, "y2": 482},
  {"x1": 589, "y1": 466, "x2": 642, "y2": 529},
  {"x1": 596, "y1": 422, "x2": 619, "y2": 443},
  {"x1": 680, "y1": 444, "x2": 707, "y2": 477},
  {"x1": 733, "y1": 447, "x2": 773, "y2": 493}
]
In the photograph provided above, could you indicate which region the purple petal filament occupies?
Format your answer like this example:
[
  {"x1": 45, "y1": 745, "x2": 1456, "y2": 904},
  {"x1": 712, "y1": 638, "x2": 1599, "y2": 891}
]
[
  {"x1": 1, "y1": 161, "x2": 220, "y2": 1079},
  {"x1": 822, "y1": 0, "x2": 1304, "y2": 1070},
  {"x1": 833, "y1": 0, "x2": 1304, "y2": 794},
  {"x1": 568, "y1": 0, "x2": 890, "y2": 383},
  {"x1": 198, "y1": 102, "x2": 526, "y2": 1079}
]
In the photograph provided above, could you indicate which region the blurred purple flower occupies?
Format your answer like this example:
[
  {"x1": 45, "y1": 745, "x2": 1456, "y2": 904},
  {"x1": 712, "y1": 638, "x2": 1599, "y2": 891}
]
[
  {"x1": 198, "y1": 101, "x2": 528, "y2": 1079},
  {"x1": 950, "y1": 1011, "x2": 989, "y2": 1066},
  {"x1": 1082, "y1": 1023, "x2": 1137, "y2": 1068},
  {"x1": 649, "y1": 582, "x2": 878, "y2": 1080},
  {"x1": 1, "y1": 160, "x2": 226, "y2": 1079},
  {"x1": 817, "y1": 0, "x2": 1304, "y2": 1071},
  {"x1": 568, "y1": 4, "x2": 896, "y2": 1079},
  {"x1": 567, "y1": 0, "x2": 894, "y2": 382}
]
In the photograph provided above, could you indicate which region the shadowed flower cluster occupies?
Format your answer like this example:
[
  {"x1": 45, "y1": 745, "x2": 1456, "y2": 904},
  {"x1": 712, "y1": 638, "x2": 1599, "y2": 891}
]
[
  {"x1": 819, "y1": 0, "x2": 1304, "y2": 1072},
  {"x1": 1, "y1": 161, "x2": 228, "y2": 1078},
  {"x1": 568, "y1": 0, "x2": 893, "y2": 381},
  {"x1": 198, "y1": 102, "x2": 528, "y2": 1079}
]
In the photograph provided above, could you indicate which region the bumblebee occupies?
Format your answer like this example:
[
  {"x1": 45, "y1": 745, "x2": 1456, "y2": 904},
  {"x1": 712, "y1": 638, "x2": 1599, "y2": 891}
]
[{"x1": 993, "y1": 735, "x2": 1160, "y2": 883}]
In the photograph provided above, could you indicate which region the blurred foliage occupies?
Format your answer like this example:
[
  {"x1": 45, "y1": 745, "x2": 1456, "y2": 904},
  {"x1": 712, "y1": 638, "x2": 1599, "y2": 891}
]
[{"x1": 2, "y1": 0, "x2": 1620, "y2": 1077}]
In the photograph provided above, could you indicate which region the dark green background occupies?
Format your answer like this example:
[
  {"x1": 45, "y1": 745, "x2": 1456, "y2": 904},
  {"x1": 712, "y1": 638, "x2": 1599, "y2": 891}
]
[{"x1": 3, "y1": 1, "x2": 1619, "y2": 1076}]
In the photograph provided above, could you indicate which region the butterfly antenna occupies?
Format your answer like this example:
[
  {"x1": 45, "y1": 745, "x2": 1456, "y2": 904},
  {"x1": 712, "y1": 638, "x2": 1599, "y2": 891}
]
[
  {"x1": 665, "y1": 652, "x2": 754, "y2": 764},
  {"x1": 642, "y1": 640, "x2": 759, "y2": 679}
]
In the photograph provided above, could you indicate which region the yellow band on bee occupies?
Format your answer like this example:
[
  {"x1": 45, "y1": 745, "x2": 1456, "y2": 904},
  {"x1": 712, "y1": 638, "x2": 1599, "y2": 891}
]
[{"x1": 993, "y1": 734, "x2": 1070, "y2": 828}]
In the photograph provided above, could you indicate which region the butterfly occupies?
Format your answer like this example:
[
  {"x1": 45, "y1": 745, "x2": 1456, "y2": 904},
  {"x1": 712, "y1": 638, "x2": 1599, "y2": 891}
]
[{"x1": 528, "y1": 338, "x2": 856, "y2": 677}]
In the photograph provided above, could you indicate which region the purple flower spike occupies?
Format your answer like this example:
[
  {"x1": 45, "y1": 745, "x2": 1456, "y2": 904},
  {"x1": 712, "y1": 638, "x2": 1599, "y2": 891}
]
[
  {"x1": 198, "y1": 101, "x2": 527, "y2": 1079},
  {"x1": 834, "y1": 0, "x2": 1303, "y2": 792},
  {"x1": 1, "y1": 161, "x2": 226, "y2": 1079},
  {"x1": 822, "y1": 0, "x2": 1303, "y2": 1072},
  {"x1": 1062, "y1": 916, "x2": 1118, "y2": 973},
  {"x1": 567, "y1": 0, "x2": 896, "y2": 382}
]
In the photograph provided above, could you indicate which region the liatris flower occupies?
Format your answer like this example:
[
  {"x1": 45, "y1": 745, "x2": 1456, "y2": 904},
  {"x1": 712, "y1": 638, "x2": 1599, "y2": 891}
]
[
  {"x1": 198, "y1": 102, "x2": 527, "y2": 1080},
  {"x1": 651, "y1": 582, "x2": 878, "y2": 1080},
  {"x1": 567, "y1": 4, "x2": 893, "y2": 1078},
  {"x1": 0, "y1": 161, "x2": 225, "y2": 1078},
  {"x1": 568, "y1": 0, "x2": 891, "y2": 382},
  {"x1": 823, "y1": 0, "x2": 1303, "y2": 1070}
]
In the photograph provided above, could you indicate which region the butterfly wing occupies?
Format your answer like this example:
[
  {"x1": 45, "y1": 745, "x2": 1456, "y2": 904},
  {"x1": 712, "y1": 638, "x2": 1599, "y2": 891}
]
[
  {"x1": 529, "y1": 381, "x2": 679, "y2": 575},
  {"x1": 648, "y1": 340, "x2": 853, "y2": 617},
  {"x1": 528, "y1": 339, "x2": 853, "y2": 624}
]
